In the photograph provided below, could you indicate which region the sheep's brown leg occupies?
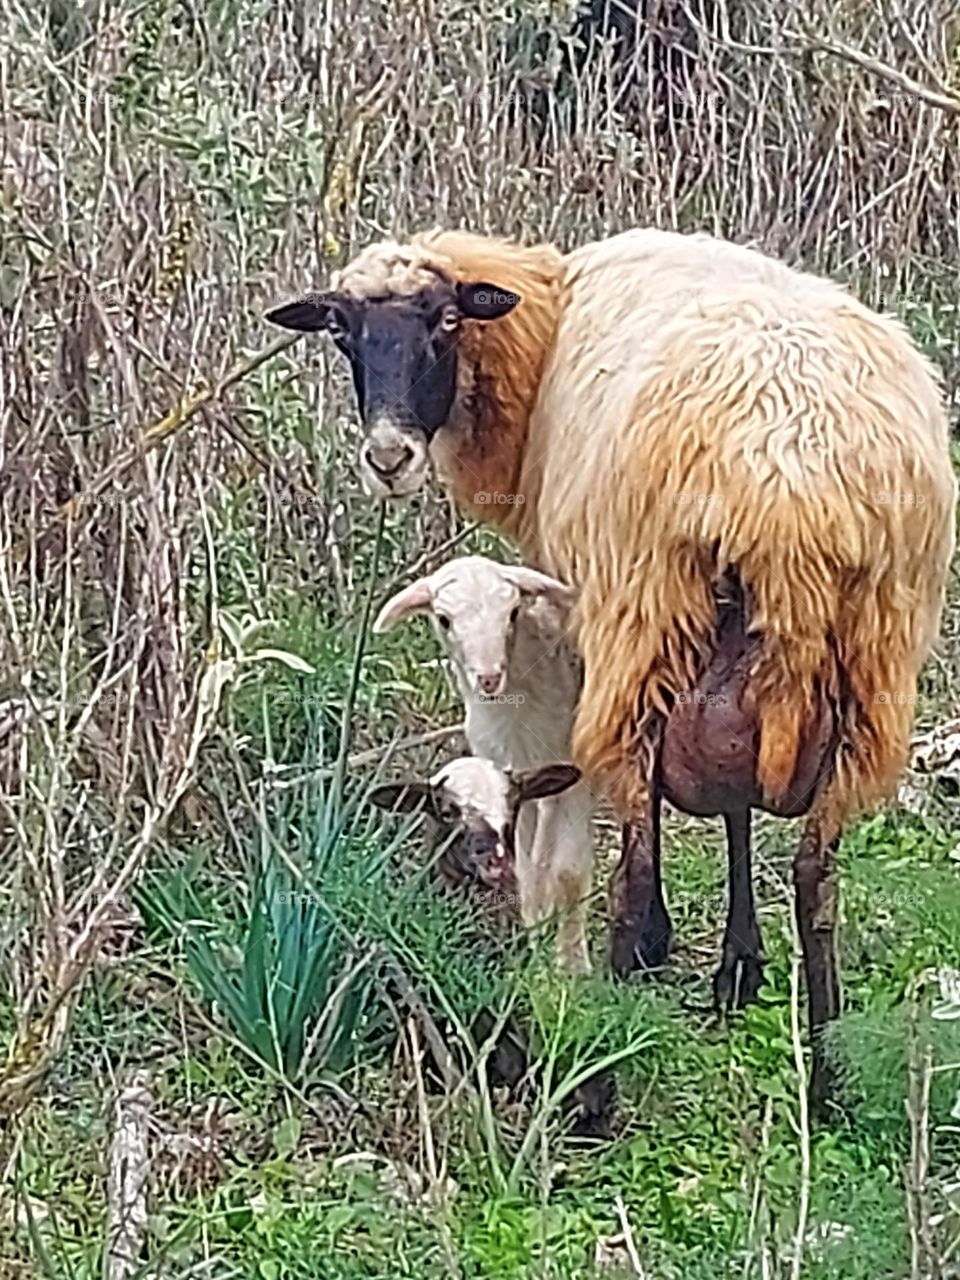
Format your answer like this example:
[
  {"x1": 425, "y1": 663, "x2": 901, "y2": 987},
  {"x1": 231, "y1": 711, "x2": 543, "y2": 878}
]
[
  {"x1": 608, "y1": 786, "x2": 672, "y2": 976},
  {"x1": 713, "y1": 809, "x2": 765, "y2": 1011},
  {"x1": 794, "y1": 814, "x2": 842, "y2": 1109}
]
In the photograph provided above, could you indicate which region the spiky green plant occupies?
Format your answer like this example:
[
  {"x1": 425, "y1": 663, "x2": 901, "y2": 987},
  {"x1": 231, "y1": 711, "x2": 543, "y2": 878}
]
[{"x1": 137, "y1": 810, "x2": 376, "y2": 1078}]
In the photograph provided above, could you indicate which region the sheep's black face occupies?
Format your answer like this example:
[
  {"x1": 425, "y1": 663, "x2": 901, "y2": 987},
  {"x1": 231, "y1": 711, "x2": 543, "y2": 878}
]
[{"x1": 266, "y1": 280, "x2": 520, "y2": 499}]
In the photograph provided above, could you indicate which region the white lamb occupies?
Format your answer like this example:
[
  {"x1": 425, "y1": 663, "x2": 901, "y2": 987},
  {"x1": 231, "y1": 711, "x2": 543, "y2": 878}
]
[{"x1": 374, "y1": 555, "x2": 594, "y2": 972}]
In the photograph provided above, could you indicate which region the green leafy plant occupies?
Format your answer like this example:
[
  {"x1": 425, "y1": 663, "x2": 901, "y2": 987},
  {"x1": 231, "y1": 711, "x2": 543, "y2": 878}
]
[
  {"x1": 135, "y1": 521, "x2": 392, "y2": 1081},
  {"x1": 139, "y1": 840, "x2": 374, "y2": 1077}
]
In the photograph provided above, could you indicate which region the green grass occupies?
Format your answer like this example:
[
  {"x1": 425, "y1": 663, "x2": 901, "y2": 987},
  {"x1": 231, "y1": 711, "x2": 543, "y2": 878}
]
[{"x1": 8, "y1": 695, "x2": 960, "y2": 1277}]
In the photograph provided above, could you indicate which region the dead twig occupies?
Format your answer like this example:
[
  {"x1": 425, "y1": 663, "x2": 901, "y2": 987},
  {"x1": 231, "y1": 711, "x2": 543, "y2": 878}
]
[
  {"x1": 47, "y1": 335, "x2": 299, "y2": 532},
  {"x1": 614, "y1": 1195, "x2": 647, "y2": 1278},
  {"x1": 264, "y1": 723, "x2": 466, "y2": 788},
  {"x1": 905, "y1": 981, "x2": 940, "y2": 1280},
  {"x1": 788, "y1": 912, "x2": 811, "y2": 1280},
  {"x1": 104, "y1": 1069, "x2": 152, "y2": 1280},
  {"x1": 783, "y1": 29, "x2": 960, "y2": 115}
]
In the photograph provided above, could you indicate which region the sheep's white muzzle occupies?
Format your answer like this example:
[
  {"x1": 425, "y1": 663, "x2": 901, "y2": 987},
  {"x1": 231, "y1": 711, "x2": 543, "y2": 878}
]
[{"x1": 359, "y1": 422, "x2": 431, "y2": 499}]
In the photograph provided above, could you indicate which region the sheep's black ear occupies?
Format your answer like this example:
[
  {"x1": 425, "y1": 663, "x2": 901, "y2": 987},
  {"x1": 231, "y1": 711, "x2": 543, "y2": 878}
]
[
  {"x1": 265, "y1": 293, "x2": 337, "y2": 332},
  {"x1": 512, "y1": 764, "x2": 581, "y2": 805},
  {"x1": 368, "y1": 781, "x2": 433, "y2": 814},
  {"x1": 457, "y1": 282, "x2": 520, "y2": 320}
]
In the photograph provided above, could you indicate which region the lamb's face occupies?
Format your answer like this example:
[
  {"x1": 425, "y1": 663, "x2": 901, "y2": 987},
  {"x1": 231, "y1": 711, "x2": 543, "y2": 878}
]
[
  {"x1": 431, "y1": 569, "x2": 522, "y2": 699},
  {"x1": 368, "y1": 757, "x2": 518, "y2": 892},
  {"x1": 266, "y1": 256, "x2": 519, "y2": 499},
  {"x1": 368, "y1": 757, "x2": 581, "y2": 902},
  {"x1": 373, "y1": 556, "x2": 577, "y2": 701},
  {"x1": 430, "y1": 758, "x2": 517, "y2": 888}
]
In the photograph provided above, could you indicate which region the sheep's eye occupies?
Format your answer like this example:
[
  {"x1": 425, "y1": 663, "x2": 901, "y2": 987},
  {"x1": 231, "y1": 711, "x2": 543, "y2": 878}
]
[
  {"x1": 437, "y1": 306, "x2": 460, "y2": 333},
  {"x1": 325, "y1": 311, "x2": 351, "y2": 343},
  {"x1": 509, "y1": 606, "x2": 520, "y2": 624},
  {"x1": 436, "y1": 614, "x2": 451, "y2": 632}
]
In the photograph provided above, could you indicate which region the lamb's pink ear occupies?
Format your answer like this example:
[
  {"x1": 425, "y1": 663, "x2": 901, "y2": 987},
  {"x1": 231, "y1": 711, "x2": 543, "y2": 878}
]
[
  {"x1": 373, "y1": 577, "x2": 435, "y2": 633},
  {"x1": 511, "y1": 764, "x2": 581, "y2": 805},
  {"x1": 457, "y1": 282, "x2": 520, "y2": 320},
  {"x1": 502, "y1": 565, "x2": 577, "y2": 605}
]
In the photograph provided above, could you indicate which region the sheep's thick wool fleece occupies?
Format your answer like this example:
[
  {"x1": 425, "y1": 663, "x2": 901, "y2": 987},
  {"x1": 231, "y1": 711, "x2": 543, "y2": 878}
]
[{"x1": 524, "y1": 229, "x2": 955, "y2": 812}]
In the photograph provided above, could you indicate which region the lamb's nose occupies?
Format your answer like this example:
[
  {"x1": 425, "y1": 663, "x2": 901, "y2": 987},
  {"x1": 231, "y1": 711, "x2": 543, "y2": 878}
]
[
  {"x1": 365, "y1": 440, "x2": 413, "y2": 479},
  {"x1": 477, "y1": 670, "x2": 505, "y2": 695}
]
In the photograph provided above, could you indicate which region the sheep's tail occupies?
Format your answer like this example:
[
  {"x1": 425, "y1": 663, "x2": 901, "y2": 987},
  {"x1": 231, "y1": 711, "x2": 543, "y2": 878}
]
[
  {"x1": 743, "y1": 545, "x2": 840, "y2": 809},
  {"x1": 749, "y1": 547, "x2": 943, "y2": 815}
]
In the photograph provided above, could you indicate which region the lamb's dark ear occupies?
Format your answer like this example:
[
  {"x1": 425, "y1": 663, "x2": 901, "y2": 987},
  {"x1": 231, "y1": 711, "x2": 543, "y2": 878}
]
[
  {"x1": 512, "y1": 764, "x2": 581, "y2": 805},
  {"x1": 367, "y1": 781, "x2": 433, "y2": 814},
  {"x1": 265, "y1": 293, "x2": 336, "y2": 332},
  {"x1": 457, "y1": 282, "x2": 521, "y2": 320}
]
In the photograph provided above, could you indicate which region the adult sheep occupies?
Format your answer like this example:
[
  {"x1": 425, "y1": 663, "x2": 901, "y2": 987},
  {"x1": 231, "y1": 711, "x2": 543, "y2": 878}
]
[{"x1": 267, "y1": 227, "x2": 956, "y2": 1101}]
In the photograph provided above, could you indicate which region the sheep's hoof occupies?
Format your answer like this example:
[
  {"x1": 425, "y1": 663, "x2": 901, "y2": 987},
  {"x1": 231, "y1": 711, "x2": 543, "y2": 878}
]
[
  {"x1": 712, "y1": 947, "x2": 765, "y2": 1012},
  {"x1": 639, "y1": 910, "x2": 672, "y2": 968},
  {"x1": 608, "y1": 910, "x2": 672, "y2": 978},
  {"x1": 563, "y1": 952, "x2": 593, "y2": 977},
  {"x1": 808, "y1": 1038, "x2": 843, "y2": 1121}
]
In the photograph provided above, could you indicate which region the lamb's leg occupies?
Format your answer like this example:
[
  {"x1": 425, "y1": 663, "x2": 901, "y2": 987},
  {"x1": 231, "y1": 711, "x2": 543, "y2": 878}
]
[
  {"x1": 609, "y1": 785, "x2": 672, "y2": 976},
  {"x1": 713, "y1": 808, "x2": 765, "y2": 1011},
  {"x1": 794, "y1": 807, "x2": 842, "y2": 1110},
  {"x1": 513, "y1": 801, "x2": 541, "y2": 925},
  {"x1": 532, "y1": 784, "x2": 593, "y2": 974}
]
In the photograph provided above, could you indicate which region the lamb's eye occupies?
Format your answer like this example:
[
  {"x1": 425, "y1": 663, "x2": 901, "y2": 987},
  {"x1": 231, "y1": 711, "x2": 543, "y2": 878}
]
[
  {"x1": 509, "y1": 606, "x2": 520, "y2": 624},
  {"x1": 437, "y1": 306, "x2": 460, "y2": 333},
  {"x1": 436, "y1": 614, "x2": 451, "y2": 632}
]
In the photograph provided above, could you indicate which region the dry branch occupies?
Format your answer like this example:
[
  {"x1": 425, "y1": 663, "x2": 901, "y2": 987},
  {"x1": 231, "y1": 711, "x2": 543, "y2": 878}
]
[
  {"x1": 56, "y1": 334, "x2": 300, "y2": 529},
  {"x1": 785, "y1": 29, "x2": 960, "y2": 115},
  {"x1": 104, "y1": 1070, "x2": 152, "y2": 1280},
  {"x1": 266, "y1": 723, "x2": 466, "y2": 789}
]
